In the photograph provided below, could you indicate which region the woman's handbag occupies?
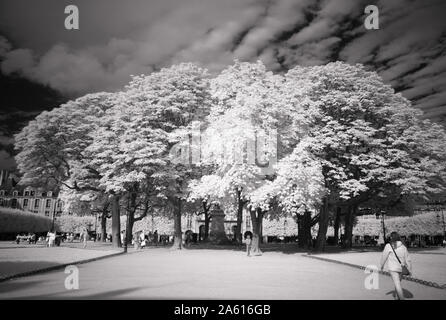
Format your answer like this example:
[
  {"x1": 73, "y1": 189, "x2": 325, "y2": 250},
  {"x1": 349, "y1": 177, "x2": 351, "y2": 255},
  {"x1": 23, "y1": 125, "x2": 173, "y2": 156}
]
[{"x1": 390, "y1": 244, "x2": 411, "y2": 276}]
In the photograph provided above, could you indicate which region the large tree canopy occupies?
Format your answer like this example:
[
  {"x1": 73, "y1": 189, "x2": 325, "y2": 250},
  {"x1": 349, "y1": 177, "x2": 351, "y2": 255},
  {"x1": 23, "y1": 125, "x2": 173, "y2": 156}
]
[
  {"x1": 283, "y1": 62, "x2": 446, "y2": 249},
  {"x1": 14, "y1": 61, "x2": 446, "y2": 252}
]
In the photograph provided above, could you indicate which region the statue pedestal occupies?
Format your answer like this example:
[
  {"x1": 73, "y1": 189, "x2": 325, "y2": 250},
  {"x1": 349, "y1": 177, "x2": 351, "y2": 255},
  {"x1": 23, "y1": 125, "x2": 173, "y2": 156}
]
[{"x1": 209, "y1": 205, "x2": 229, "y2": 244}]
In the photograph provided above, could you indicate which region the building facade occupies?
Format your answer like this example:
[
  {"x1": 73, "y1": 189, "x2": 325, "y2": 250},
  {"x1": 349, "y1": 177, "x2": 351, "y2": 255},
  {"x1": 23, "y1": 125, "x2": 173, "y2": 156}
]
[{"x1": 0, "y1": 170, "x2": 63, "y2": 218}]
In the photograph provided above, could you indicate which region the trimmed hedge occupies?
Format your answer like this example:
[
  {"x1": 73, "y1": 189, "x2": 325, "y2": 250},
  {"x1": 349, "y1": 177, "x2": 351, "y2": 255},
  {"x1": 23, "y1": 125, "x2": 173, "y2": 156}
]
[
  {"x1": 107, "y1": 215, "x2": 174, "y2": 235},
  {"x1": 56, "y1": 214, "x2": 175, "y2": 235},
  {"x1": 0, "y1": 208, "x2": 56, "y2": 233},
  {"x1": 56, "y1": 215, "x2": 96, "y2": 233},
  {"x1": 263, "y1": 217, "x2": 298, "y2": 236},
  {"x1": 326, "y1": 212, "x2": 444, "y2": 237}
]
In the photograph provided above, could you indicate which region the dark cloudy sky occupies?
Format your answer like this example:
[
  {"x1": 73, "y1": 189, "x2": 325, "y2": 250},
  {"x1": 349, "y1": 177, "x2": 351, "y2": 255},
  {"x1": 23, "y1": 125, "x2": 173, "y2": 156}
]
[{"x1": 0, "y1": 0, "x2": 446, "y2": 170}]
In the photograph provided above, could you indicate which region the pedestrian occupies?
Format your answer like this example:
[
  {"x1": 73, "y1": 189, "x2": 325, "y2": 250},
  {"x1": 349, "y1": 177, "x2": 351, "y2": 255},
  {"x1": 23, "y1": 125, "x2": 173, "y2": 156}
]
[
  {"x1": 30, "y1": 233, "x2": 36, "y2": 244},
  {"x1": 81, "y1": 228, "x2": 88, "y2": 248},
  {"x1": 380, "y1": 231, "x2": 412, "y2": 300},
  {"x1": 154, "y1": 230, "x2": 158, "y2": 246},
  {"x1": 48, "y1": 230, "x2": 56, "y2": 247},
  {"x1": 245, "y1": 234, "x2": 252, "y2": 257},
  {"x1": 140, "y1": 231, "x2": 146, "y2": 248},
  {"x1": 132, "y1": 232, "x2": 139, "y2": 250},
  {"x1": 121, "y1": 230, "x2": 126, "y2": 246}
]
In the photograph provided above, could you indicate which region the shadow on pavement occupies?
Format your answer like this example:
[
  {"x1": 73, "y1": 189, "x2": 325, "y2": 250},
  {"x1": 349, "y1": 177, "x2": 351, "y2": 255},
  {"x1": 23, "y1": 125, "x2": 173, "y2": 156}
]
[
  {"x1": 180, "y1": 243, "x2": 385, "y2": 255},
  {"x1": 0, "y1": 261, "x2": 60, "y2": 280},
  {"x1": 0, "y1": 280, "x2": 45, "y2": 294},
  {"x1": 71, "y1": 287, "x2": 145, "y2": 299},
  {"x1": 7, "y1": 287, "x2": 146, "y2": 300},
  {"x1": 386, "y1": 288, "x2": 414, "y2": 299}
]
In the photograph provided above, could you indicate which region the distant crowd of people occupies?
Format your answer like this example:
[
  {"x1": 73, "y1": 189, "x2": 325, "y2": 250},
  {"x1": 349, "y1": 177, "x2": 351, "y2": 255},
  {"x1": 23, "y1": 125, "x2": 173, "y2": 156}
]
[
  {"x1": 13, "y1": 228, "x2": 177, "y2": 250},
  {"x1": 120, "y1": 230, "x2": 172, "y2": 249},
  {"x1": 15, "y1": 230, "x2": 59, "y2": 246},
  {"x1": 15, "y1": 233, "x2": 38, "y2": 244},
  {"x1": 14, "y1": 229, "x2": 89, "y2": 247}
]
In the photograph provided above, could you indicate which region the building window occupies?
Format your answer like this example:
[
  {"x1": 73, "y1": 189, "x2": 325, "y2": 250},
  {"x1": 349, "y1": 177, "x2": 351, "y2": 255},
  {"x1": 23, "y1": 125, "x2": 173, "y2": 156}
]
[
  {"x1": 24, "y1": 191, "x2": 30, "y2": 196},
  {"x1": 42, "y1": 192, "x2": 47, "y2": 197},
  {"x1": 0, "y1": 190, "x2": 4, "y2": 196},
  {"x1": 47, "y1": 191, "x2": 53, "y2": 197},
  {"x1": 23, "y1": 199, "x2": 28, "y2": 207},
  {"x1": 57, "y1": 200, "x2": 62, "y2": 207},
  {"x1": 13, "y1": 191, "x2": 18, "y2": 197},
  {"x1": 12, "y1": 198, "x2": 17, "y2": 208},
  {"x1": 30, "y1": 191, "x2": 35, "y2": 196},
  {"x1": 246, "y1": 215, "x2": 251, "y2": 228},
  {"x1": 46, "y1": 199, "x2": 51, "y2": 208},
  {"x1": 45, "y1": 211, "x2": 50, "y2": 216},
  {"x1": 34, "y1": 199, "x2": 40, "y2": 208}
]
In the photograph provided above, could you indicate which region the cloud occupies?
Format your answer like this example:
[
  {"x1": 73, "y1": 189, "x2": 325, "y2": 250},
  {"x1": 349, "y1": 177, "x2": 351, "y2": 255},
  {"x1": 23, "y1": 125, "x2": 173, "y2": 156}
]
[
  {"x1": 0, "y1": 110, "x2": 41, "y2": 136},
  {"x1": 0, "y1": 36, "x2": 12, "y2": 58},
  {"x1": 1, "y1": 48, "x2": 34, "y2": 74},
  {"x1": 1, "y1": 0, "x2": 261, "y2": 95},
  {"x1": 232, "y1": 0, "x2": 311, "y2": 59},
  {"x1": 0, "y1": 150, "x2": 15, "y2": 170},
  {"x1": 0, "y1": 0, "x2": 445, "y2": 125},
  {"x1": 279, "y1": 37, "x2": 342, "y2": 67}
]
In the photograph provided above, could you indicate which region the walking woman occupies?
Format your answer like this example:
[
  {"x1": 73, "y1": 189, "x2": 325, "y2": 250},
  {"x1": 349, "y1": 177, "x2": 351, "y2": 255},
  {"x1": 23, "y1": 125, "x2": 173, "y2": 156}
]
[
  {"x1": 245, "y1": 234, "x2": 252, "y2": 257},
  {"x1": 81, "y1": 228, "x2": 88, "y2": 249},
  {"x1": 380, "y1": 232, "x2": 412, "y2": 300}
]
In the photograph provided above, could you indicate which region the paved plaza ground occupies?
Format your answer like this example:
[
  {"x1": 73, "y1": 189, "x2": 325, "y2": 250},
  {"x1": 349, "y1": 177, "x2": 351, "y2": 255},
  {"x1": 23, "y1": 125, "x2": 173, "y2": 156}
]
[
  {"x1": 0, "y1": 244, "x2": 445, "y2": 300},
  {"x1": 315, "y1": 247, "x2": 446, "y2": 286},
  {"x1": 0, "y1": 241, "x2": 122, "y2": 280}
]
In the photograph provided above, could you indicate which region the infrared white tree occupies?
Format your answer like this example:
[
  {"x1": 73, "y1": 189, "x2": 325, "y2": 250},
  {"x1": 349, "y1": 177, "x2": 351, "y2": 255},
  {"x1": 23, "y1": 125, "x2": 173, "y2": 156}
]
[
  {"x1": 285, "y1": 62, "x2": 446, "y2": 250},
  {"x1": 200, "y1": 60, "x2": 285, "y2": 246},
  {"x1": 99, "y1": 63, "x2": 214, "y2": 250}
]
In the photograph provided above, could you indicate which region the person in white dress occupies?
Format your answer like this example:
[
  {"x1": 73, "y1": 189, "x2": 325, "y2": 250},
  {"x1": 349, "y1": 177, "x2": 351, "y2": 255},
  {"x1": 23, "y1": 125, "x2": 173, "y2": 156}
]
[
  {"x1": 140, "y1": 231, "x2": 146, "y2": 248},
  {"x1": 48, "y1": 231, "x2": 56, "y2": 247}
]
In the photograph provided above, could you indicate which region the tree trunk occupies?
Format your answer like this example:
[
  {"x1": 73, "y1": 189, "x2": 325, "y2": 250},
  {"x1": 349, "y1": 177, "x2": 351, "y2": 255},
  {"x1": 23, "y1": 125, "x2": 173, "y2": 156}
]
[
  {"x1": 303, "y1": 210, "x2": 312, "y2": 249},
  {"x1": 125, "y1": 210, "x2": 135, "y2": 251},
  {"x1": 171, "y1": 198, "x2": 182, "y2": 250},
  {"x1": 203, "y1": 202, "x2": 210, "y2": 241},
  {"x1": 343, "y1": 204, "x2": 356, "y2": 249},
  {"x1": 259, "y1": 217, "x2": 263, "y2": 243},
  {"x1": 101, "y1": 207, "x2": 107, "y2": 242},
  {"x1": 235, "y1": 188, "x2": 244, "y2": 244},
  {"x1": 315, "y1": 197, "x2": 329, "y2": 252},
  {"x1": 333, "y1": 207, "x2": 341, "y2": 246},
  {"x1": 297, "y1": 215, "x2": 304, "y2": 248},
  {"x1": 249, "y1": 208, "x2": 263, "y2": 255},
  {"x1": 111, "y1": 194, "x2": 121, "y2": 248},
  {"x1": 297, "y1": 210, "x2": 311, "y2": 249},
  {"x1": 124, "y1": 192, "x2": 137, "y2": 251}
]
